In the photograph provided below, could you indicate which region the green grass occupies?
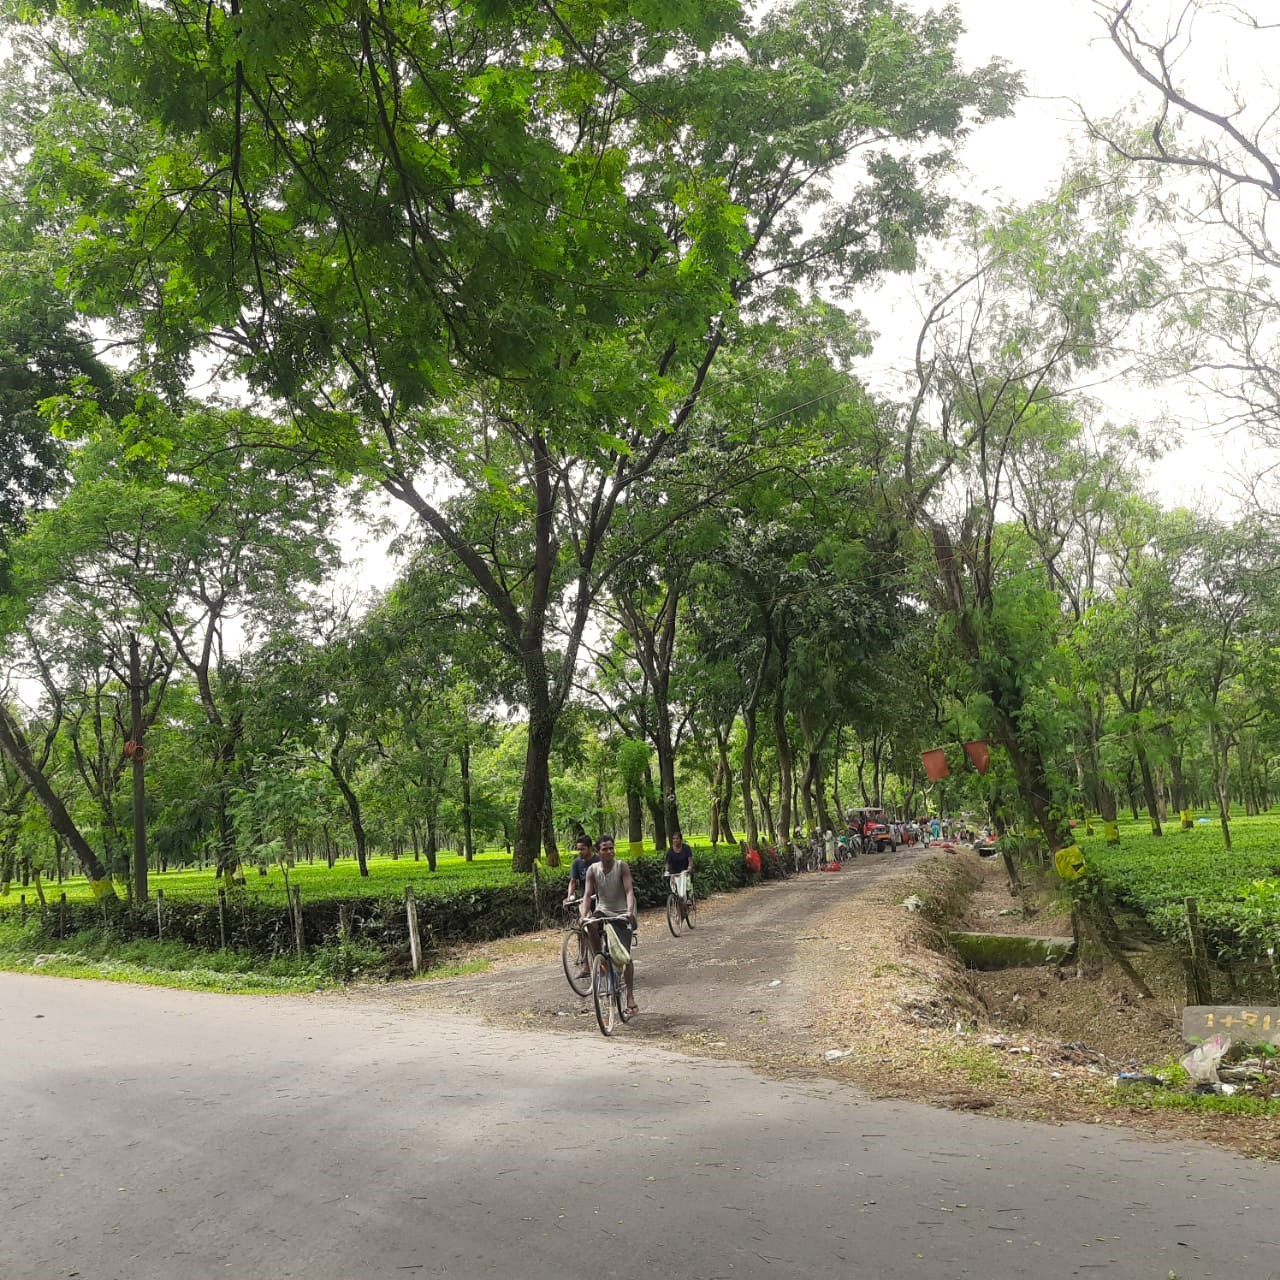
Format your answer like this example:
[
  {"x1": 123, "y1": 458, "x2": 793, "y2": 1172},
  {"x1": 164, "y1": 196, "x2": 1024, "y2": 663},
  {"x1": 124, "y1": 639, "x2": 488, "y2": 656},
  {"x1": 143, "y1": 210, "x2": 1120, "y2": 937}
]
[
  {"x1": 0, "y1": 919, "x2": 326, "y2": 992},
  {"x1": 0, "y1": 836, "x2": 734, "y2": 913},
  {"x1": 1078, "y1": 812, "x2": 1280, "y2": 961},
  {"x1": 0, "y1": 848, "x2": 521, "y2": 913},
  {"x1": 0, "y1": 838, "x2": 748, "y2": 989},
  {"x1": 1107, "y1": 1083, "x2": 1280, "y2": 1118}
]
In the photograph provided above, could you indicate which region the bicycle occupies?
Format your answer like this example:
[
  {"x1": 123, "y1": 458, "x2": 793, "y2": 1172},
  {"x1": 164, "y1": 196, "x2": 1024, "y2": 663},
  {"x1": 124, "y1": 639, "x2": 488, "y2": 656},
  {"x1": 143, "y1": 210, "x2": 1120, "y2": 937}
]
[
  {"x1": 664, "y1": 871, "x2": 696, "y2": 936},
  {"x1": 560, "y1": 897, "x2": 593, "y2": 997},
  {"x1": 585, "y1": 910, "x2": 636, "y2": 1036},
  {"x1": 804, "y1": 837, "x2": 824, "y2": 872}
]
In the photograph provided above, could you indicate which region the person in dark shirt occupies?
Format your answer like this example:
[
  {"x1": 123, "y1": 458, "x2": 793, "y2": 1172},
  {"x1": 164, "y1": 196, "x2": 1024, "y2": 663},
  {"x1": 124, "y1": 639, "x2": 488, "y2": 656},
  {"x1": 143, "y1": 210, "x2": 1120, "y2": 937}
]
[
  {"x1": 565, "y1": 835, "x2": 596, "y2": 906},
  {"x1": 664, "y1": 831, "x2": 693, "y2": 902}
]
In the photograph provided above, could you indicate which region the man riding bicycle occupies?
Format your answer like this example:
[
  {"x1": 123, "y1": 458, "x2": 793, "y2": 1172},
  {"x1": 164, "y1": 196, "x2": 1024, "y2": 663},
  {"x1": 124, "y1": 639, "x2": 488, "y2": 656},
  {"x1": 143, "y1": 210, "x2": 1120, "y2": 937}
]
[
  {"x1": 564, "y1": 834, "x2": 597, "y2": 978},
  {"x1": 580, "y1": 834, "x2": 638, "y2": 1016}
]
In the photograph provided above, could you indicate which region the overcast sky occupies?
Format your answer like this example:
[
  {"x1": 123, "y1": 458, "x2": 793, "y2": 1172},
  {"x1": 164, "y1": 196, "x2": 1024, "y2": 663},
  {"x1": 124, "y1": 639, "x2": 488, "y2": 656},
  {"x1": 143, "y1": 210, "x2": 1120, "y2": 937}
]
[{"x1": 867, "y1": 0, "x2": 1274, "y2": 512}]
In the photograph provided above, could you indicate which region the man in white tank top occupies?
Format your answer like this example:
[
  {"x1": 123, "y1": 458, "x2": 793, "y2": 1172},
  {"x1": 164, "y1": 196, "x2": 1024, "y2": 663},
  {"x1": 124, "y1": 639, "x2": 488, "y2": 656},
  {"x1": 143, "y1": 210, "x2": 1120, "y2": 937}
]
[{"x1": 580, "y1": 834, "x2": 638, "y2": 1015}]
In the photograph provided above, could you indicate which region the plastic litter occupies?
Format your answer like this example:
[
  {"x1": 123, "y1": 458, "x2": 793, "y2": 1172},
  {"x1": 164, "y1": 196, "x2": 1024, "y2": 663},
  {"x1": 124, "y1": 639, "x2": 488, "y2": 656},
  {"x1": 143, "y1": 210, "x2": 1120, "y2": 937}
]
[{"x1": 1180, "y1": 1033, "x2": 1231, "y2": 1088}]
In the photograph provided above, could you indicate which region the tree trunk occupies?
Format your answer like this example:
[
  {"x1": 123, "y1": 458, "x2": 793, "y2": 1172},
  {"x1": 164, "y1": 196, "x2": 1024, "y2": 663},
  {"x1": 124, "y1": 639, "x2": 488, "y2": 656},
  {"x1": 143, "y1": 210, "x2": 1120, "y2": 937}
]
[
  {"x1": 425, "y1": 813, "x2": 438, "y2": 872},
  {"x1": 831, "y1": 724, "x2": 844, "y2": 825},
  {"x1": 1169, "y1": 751, "x2": 1191, "y2": 828},
  {"x1": 1136, "y1": 745, "x2": 1162, "y2": 837},
  {"x1": 714, "y1": 726, "x2": 736, "y2": 846},
  {"x1": 772, "y1": 653, "x2": 793, "y2": 848},
  {"x1": 654, "y1": 694, "x2": 680, "y2": 840},
  {"x1": 460, "y1": 736, "x2": 475, "y2": 862},
  {"x1": 626, "y1": 788, "x2": 644, "y2": 851},
  {"x1": 1212, "y1": 728, "x2": 1233, "y2": 851},
  {"x1": 514, "y1": 661, "x2": 555, "y2": 871},
  {"x1": 1124, "y1": 760, "x2": 1140, "y2": 820},
  {"x1": 329, "y1": 755, "x2": 369, "y2": 876},
  {"x1": 709, "y1": 759, "x2": 723, "y2": 846},
  {"x1": 643, "y1": 761, "x2": 667, "y2": 853},
  {"x1": 740, "y1": 703, "x2": 760, "y2": 852},
  {"x1": 129, "y1": 634, "x2": 148, "y2": 903},
  {"x1": 0, "y1": 705, "x2": 116, "y2": 895},
  {"x1": 754, "y1": 772, "x2": 776, "y2": 847},
  {"x1": 540, "y1": 777, "x2": 560, "y2": 868}
]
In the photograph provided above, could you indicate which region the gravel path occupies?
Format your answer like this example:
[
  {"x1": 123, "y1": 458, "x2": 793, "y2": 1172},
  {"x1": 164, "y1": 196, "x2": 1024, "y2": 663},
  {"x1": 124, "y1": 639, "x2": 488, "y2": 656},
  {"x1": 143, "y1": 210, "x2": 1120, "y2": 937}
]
[{"x1": 342, "y1": 849, "x2": 928, "y2": 1069}]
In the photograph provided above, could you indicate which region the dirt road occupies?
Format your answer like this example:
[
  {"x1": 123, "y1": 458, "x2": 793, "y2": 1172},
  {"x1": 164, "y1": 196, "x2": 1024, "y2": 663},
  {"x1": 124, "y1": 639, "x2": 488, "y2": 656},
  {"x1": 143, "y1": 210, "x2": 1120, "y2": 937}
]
[{"x1": 367, "y1": 850, "x2": 922, "y2": 1067}]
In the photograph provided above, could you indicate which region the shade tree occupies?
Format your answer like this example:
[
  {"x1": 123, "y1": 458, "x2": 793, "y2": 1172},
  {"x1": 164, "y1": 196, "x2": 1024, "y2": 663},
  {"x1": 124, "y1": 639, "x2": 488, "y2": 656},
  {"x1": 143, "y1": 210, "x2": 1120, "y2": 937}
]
[{"x1": 6, "y1": 0, "x2": 1020, "y2": 869}]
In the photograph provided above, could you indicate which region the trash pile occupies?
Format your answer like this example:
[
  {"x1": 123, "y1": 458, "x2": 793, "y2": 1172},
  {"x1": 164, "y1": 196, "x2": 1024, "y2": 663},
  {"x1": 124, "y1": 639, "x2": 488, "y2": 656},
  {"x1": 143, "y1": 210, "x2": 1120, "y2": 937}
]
[
  {"x1": 1174, "y1": 1035, "x2": 1280, "y2": 1098},
  {"x1": 969, "y1": 1032, "x2": 1280, "y2": 1099},
  {"x1": 1106, "y1": 1033, "x2": 1280, "y2": 1098}
]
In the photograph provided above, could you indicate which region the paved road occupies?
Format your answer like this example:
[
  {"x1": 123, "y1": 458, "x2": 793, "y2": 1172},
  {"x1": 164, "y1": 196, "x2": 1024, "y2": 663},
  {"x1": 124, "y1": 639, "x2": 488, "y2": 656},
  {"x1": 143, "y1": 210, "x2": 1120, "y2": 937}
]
[{"x1": 3, "y1": 972, "x2": 1278, "y2": 1280}]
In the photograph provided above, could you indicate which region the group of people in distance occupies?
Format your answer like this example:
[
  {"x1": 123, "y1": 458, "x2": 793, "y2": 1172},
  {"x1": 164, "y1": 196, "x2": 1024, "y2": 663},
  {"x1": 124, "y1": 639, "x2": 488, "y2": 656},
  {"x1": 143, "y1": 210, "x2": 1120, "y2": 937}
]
[{"x1": 564, "y1": 830, "x2": 694, "y2": 1018}]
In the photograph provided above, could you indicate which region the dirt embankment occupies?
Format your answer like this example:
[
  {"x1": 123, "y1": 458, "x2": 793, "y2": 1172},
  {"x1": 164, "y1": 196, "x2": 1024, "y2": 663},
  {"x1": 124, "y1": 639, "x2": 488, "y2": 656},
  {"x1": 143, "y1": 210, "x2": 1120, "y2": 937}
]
[{"x1": 347, "y1": 849, "x2": 1278, "y2": 1161}]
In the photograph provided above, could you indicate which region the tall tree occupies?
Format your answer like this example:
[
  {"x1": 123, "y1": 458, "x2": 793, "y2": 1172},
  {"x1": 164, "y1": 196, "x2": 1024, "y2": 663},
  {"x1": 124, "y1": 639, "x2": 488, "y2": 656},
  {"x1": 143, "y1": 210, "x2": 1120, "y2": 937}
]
[
  {"x1": 8, "y1": 0, "x2": 1020, "y2": 868},
  {"x1": 898, "y1": 177, "x2": 1167, "y2": 859}
]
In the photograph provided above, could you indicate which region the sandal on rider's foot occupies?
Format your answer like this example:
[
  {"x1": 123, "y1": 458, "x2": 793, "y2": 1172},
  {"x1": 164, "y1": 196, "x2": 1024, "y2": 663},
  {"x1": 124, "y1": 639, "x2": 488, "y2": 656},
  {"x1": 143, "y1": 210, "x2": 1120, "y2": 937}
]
[{"x1": 626, "y1": 1002, "x2": 639, "y2": 1015}]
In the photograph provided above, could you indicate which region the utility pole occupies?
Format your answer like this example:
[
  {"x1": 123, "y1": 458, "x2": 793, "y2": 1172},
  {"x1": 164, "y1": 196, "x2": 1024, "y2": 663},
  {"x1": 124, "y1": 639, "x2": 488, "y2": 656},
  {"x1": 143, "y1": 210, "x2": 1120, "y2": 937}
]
[{"x1": 129, "y1": 633, "x2": 147, "y2": 902}]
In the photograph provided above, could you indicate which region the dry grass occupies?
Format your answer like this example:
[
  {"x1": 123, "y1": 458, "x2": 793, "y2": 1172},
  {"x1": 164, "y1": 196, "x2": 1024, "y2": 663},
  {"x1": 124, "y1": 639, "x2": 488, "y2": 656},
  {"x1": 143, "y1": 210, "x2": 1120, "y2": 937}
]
[{"x1": 802, "y1": 851, "x2": 1279, "y2": 1161}]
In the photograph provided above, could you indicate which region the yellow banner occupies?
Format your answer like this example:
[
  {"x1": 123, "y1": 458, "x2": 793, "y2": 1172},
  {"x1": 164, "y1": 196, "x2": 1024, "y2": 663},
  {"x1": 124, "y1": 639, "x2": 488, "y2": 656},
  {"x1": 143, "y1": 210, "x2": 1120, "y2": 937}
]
[
  {"x1": 1104, "y1": 821, "x2": 1120, "y2": 844},
  {"x1": 1180, "y1": 810, "x2": 1193, "y2": 829},
  {"x1": 1054, "y1": 844, "x2": 1087, "y2": 880},
  {"x1": 89, "y1": 877, "x2": 114, "y2": 898}
]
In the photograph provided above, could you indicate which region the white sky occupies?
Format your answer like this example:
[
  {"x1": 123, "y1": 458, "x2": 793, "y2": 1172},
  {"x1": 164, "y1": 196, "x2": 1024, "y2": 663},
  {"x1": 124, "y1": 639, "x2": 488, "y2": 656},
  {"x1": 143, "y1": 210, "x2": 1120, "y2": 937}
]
[{"x1": 876, "y1": 0, "x2": 1274, "y2": 514}]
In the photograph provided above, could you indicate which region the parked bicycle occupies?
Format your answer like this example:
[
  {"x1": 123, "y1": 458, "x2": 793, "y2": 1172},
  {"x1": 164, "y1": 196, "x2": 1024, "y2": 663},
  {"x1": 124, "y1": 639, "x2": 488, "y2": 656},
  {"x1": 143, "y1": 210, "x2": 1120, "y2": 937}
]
[
  {"x1": 665, "y1": 871, "x2": 697, "y2": 936},
  {"x1": 585, "y1": 910, "x2": 636, "y2": 1036}
]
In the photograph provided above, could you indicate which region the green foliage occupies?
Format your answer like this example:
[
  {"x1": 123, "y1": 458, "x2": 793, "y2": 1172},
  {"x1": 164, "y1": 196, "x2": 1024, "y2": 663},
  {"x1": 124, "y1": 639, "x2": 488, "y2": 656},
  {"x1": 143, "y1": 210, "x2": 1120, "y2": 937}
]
[
  {"x1": 0, "y1": 841, "x2": 777, "y2": 971},
  {"x1": 1083, "y1": 816, "x2": 1280, "y2": 971}
]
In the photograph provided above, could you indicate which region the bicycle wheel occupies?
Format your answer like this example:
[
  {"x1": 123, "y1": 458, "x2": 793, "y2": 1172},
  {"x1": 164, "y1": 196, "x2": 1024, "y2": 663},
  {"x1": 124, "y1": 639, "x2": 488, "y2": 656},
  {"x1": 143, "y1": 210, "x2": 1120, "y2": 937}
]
[
  {"x1": 592, "y1": 954, "x2": 616, "y2": 1036},
  {"x1": 684, "y1": 890, "x2": 696, "y2": 929},
  {"x1": 666, "y1": 892, "x2": 684, "y2": 937},
  {"x1": 562, "y1": 926, "x2": 591, "y2": 996}
]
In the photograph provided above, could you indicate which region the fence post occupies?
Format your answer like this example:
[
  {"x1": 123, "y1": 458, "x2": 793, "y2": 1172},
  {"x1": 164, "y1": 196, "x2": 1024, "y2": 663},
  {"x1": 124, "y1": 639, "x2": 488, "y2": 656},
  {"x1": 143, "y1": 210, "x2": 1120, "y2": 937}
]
[
  {"x1": 291, "y1": 886, "x2": 305, "y2": 959},
  {"x1": 59, "y1": 891, "x2": 67, "y2": 939},
  {"x1": 338, "y1": 903, "x2": 352, "y2": 944},
  {"x1": 156, "y1": 888, "x2": 165, "y2": 940},
  {"x1": 405, "y1": 885, "x2": 423, "y2": 975},
  {"x1": 1184, "y1": 896, "x2": 1211, "y2": 1004},
  {"x1": 217, "y1": 887, "x2": 228, "y2": 950},
  {"x1": 532, "y1": 861, "x2": 541, "y2": 924},
  {"x1": 19, "y1": 893, "x2": 26, "y2": 925}
]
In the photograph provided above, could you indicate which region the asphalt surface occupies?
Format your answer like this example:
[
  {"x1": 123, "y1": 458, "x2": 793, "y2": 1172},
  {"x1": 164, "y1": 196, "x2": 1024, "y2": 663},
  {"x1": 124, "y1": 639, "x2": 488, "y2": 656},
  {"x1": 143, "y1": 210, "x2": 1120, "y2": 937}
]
[{"x1": 3, "y1": 962, "x2": 1279, "y2": 1279}]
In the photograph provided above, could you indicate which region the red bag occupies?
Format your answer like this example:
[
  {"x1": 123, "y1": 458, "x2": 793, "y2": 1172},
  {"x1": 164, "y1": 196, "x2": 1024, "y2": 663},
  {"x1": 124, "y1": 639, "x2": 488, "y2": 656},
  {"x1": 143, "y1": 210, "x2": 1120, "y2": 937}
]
[{"x1": 744, "y1": 848, "x2": 762, "y2": 873}]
